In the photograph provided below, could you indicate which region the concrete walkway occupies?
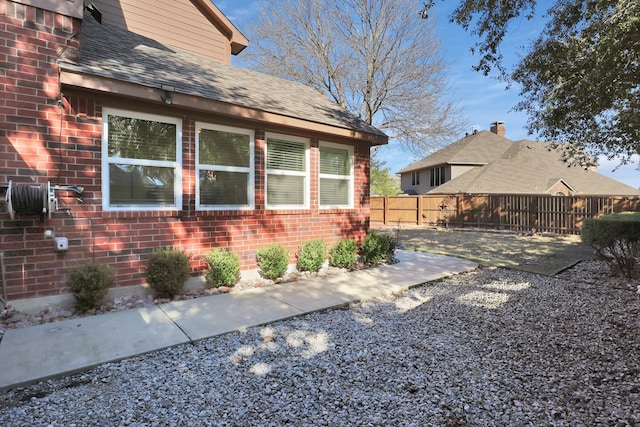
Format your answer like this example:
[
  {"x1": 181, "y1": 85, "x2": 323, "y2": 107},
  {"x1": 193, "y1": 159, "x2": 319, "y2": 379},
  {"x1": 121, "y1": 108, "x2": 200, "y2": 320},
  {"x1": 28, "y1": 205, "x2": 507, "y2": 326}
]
[{"x1": 0, "y1": 250, "x2": 477, "y2": 391}]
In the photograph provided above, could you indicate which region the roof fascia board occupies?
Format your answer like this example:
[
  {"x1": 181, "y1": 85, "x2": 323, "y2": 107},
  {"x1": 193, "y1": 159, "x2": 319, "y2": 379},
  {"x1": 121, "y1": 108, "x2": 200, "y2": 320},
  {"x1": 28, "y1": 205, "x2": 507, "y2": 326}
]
[
  {"x1": 60, "y1": 70, "x2": 387, "y2": 145},
  {"x1": 448, "y1": 162, "x2": 487, "y2": 166},
  {"x1": 193, "y1": 0, "x2": 248, "y2": 54}
]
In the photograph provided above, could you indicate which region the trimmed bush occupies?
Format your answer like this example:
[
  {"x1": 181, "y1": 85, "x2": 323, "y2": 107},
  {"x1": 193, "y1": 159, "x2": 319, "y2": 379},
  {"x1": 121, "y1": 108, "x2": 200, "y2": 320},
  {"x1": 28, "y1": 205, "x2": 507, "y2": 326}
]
[
  {"x1": 204, "y1": 248, "x2": 240, "y2": 288},
  {"x1": 582, "y1": 212, "x2": 640, "y2": 278},
  {"x1": 330, "y1": 238, "x2": 358, "y2": 269},
  {"x1": 256, "y1": 243, "x2": 289, "y2": 280},
  {"x1": 67, "y1": 259, "x2": 115, "y2": 312},
  {"x1": 297, "y1": 239, "x2": 327, "y2": 272},
  {"x1": 360, "y1": 231, "x2": 396, "y2": 264},
  {"x1": 146, "y1": 247, "x2": 191, "y2": 298}
]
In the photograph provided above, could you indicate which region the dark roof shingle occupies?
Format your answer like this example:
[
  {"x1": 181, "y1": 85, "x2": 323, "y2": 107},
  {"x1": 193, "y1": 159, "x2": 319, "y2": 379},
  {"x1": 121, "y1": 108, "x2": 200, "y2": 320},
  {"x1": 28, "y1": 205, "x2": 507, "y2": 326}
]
[
  {"x1": 59, "y1": 15, "x2": 386, "y2": 140},
  {"x1": 430, "y1": 140, "x2": 640, "y2": 195}
]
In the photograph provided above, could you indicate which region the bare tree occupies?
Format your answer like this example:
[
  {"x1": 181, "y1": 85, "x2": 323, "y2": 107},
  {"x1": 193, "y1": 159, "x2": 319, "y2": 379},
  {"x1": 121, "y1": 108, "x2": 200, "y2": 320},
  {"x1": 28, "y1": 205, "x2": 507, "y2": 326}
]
[{"x1": 244, "y1": 0, "x2": 464, "y2": 154}]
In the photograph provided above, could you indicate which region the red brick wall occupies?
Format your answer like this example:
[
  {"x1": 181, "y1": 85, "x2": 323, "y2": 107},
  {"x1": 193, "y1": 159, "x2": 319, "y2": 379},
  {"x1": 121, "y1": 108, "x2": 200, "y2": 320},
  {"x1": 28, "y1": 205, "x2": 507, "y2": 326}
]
[{"x1": 0, "y1": 2, "x2": 373, "y2": 301}]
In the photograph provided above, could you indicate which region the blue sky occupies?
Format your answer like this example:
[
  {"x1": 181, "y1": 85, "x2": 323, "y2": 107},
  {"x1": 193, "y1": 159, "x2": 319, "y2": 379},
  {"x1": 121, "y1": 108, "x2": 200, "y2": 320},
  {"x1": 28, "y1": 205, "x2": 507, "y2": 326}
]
[{"x1": 217, "y1": 0, "x2": 639, "y2": 189}]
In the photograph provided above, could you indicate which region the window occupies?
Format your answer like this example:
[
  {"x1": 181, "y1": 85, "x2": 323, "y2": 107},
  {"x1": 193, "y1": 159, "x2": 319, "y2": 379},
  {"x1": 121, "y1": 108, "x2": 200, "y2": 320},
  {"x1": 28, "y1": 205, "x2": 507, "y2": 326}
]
[
  {"x1": 319, "y1": 142, "x2": 353, "y2": 208},
  {"x1": 430, "y1": 166, "x2": 446, "y2": 187},
  {"x1": 411, "y1": 171, "x2": 420, "y2": 186},
  {"x1": 196, "y1": 123, "x2": 254, "y2": 210},
  {"x1": 102, "y1": 109, "x2": 181, "y2": 210},
  {"x1": 265, "y1": 133, "x2": 309, "y2": 209}
]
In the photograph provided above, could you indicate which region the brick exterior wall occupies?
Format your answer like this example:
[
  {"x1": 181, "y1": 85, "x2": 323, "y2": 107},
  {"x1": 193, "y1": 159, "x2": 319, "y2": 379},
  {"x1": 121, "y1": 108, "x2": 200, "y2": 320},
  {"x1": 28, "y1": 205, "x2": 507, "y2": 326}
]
[{"x1": 0, "y1": 2, "x2": 372, "y2": 301}]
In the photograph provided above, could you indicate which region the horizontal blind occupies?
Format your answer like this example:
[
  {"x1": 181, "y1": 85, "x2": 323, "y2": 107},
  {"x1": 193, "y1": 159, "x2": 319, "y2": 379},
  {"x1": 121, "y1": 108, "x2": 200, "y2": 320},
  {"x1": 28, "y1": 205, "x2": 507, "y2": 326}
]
[
  {"x1": 267, "y1": 174, "x2": 305, "y2": 205},
  {"x1": 199, "y1": 170, "x2": 248, "y2": 205},
  {"x1": 267, "y1": 139, "x2": 306, "y2": 171},
  {"x1": 108, "y1": 115, "x2": 176, "y2": 161},
  {"x1": 199, "y1": 129, "x2": 250, "y2": 167},
  {"x1": 109, "y1": 164, "x2": 175, "y2": 205},
  {"x1": 320, "y1": 178, "x2": 349, "y2": 206},
  {"x1": 320, "y1": 146, "x2": 350, "y2": 175}
]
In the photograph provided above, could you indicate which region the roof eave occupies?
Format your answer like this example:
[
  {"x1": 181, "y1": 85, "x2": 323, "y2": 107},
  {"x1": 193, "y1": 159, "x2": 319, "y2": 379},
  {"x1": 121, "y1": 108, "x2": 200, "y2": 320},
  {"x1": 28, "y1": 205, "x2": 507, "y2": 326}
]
[
  {"x1": 193, "y1": 0, "x2": 249, "y2": 54},
  {"x1": 59, "y1": 70, "x2": 387, "y2": 145}
]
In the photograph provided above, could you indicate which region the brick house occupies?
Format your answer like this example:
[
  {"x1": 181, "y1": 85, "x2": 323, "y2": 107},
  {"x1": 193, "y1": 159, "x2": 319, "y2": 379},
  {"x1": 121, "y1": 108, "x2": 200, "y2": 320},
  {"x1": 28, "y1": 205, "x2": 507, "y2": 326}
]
[
  {"x1": 0, "y1": 0, "x2": 387, "y2": 305},
  {"x1": 399, "y1": 122, "x2": 639, "y2": 196}
]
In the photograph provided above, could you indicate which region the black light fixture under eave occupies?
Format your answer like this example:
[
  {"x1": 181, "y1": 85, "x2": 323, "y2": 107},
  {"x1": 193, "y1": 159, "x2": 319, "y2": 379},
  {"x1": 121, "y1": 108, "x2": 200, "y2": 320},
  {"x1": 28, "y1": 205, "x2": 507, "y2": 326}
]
[
  {"x1": 161, "y1": 84, "x2": 175, "y2": 105},
  {"x1": 85, "y1": 3, "x2": 102, "y2": 24}
]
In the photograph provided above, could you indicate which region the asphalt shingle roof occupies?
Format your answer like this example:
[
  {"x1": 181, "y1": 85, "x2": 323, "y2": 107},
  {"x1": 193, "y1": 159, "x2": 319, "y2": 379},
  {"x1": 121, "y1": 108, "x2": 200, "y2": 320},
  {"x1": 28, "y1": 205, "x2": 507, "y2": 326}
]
[
  {"x1": 397, "y1": 131, "x2": 511, "y2": 173},
  {"x1": 59, "y1": 15, "x2": 386, "y2": 140},
  {"x1": 399, "y1": 131, "x2": 640, "y2": 196}
]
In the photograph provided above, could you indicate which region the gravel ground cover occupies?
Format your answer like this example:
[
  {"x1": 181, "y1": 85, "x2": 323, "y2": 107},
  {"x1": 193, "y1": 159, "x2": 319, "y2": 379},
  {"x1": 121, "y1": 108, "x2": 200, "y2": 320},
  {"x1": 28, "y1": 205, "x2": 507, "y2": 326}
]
[{"x1": 1, "y1": 259, "x2": 638, "y2": 426}]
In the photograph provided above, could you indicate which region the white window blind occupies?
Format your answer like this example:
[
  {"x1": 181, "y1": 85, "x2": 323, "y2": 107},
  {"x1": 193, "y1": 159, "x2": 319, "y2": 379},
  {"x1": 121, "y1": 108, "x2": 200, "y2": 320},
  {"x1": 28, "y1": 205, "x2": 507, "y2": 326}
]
[
  {"x1": 266, "y1": 135, "x2": 309, "y2": 208},
  {"x1": 102, "y1": 109, "x2": 181, "y2": 210},
  {"x1": 319, "y1": 143, "x2": 353, "y2": 208},
  {"x1": 196, "y1": 124, "x2": 254, "y2": 209}
]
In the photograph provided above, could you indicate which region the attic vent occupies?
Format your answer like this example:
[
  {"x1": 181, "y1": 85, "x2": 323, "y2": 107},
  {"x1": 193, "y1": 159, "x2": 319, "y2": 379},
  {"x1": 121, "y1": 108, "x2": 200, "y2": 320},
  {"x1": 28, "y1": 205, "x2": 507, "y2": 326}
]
[{"x1": 85, "y1": 3, "x2": 102, "y2": 24}]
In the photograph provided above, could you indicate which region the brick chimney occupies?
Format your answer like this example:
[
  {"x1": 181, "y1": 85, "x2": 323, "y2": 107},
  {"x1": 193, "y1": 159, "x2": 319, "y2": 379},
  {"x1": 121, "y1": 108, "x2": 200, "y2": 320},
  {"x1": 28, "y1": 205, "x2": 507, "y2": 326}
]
[{"x1": 490, "y1": 121, "x2": 506, "y2": 137}]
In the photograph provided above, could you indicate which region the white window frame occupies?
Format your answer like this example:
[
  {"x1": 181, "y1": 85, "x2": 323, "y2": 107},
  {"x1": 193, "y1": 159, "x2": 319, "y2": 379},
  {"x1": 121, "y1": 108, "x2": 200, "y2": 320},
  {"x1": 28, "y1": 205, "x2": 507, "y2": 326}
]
[
  {"x1": 195, "y1": 123, "x2": 255, "y2": 210},
  {"x1": 319, "y1": 141, "x2": 354, "y2": 209},
  {"x1": 265, "y1": 132, "x2": 310, "y2": 210},
  {"x1": 101, "y1": 108, "x2": 182, "y2": 211}
]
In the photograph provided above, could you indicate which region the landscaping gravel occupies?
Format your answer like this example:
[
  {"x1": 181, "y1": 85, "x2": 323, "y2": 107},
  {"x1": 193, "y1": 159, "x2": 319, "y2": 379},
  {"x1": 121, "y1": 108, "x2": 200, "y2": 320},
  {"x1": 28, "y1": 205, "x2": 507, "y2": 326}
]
[{"x1": 1, "y1": 260, "x2": 639, "y2": 426}]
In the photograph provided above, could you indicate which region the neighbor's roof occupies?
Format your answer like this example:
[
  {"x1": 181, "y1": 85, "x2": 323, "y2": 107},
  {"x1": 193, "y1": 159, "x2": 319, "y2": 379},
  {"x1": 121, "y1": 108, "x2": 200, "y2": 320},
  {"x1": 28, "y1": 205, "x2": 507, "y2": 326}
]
[
  {"x1": 430, "y1": 141, "x2": 640, "y2": 195},
  {"x1": 397, "y1": 131, "x2": 511, "y2": 173},
  {"x1": 58, "y1": 14, "x2": 387, "y2": 143}
]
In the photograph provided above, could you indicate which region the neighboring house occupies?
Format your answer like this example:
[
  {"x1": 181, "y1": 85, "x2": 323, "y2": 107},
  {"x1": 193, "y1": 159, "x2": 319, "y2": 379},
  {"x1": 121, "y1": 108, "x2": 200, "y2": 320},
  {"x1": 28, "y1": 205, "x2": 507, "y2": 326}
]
[
  {"x1": 0, "y1": 0, "x2": 387, "y2": 303},
  {"x1": 398, "y1": 122, "x2": 640, "y2": 196}
]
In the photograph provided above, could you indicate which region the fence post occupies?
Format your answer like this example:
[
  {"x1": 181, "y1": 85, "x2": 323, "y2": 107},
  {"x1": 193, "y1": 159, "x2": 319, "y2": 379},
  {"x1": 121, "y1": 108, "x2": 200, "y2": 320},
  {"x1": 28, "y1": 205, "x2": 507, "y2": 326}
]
[
  {"x1": 417, "y1": 196, "x2": 423, "y2": 225},
  {"x1": 492, "y1": 195, "x2": 501, "y2": 229},
  {"x1": 383, "y1": 196, "x2": 389, "y2": 225},
  {"x1": 530, "y1": 196, "x2": 538, "y2": 234}
]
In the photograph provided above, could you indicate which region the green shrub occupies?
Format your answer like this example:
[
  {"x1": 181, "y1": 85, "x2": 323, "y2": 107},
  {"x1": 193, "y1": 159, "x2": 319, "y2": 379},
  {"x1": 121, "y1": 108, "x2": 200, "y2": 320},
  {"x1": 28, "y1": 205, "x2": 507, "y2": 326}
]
[
  {"x1": 582, "y1": 212, "x2": 640, "y2": 278},
  {"x1": 297, "y1": 239, "x2": 327, "y2": 272},
  {"x1": 67, "y1": 259, "x2": 115, "y2": 312},
  {"x1": 330, "y1": 238, "x2": 358, "y2": 269},
  {"x1": 204, "y1": 248, "x2": 240, "y2": 288},
  {"x1": 360, "y1": 231, "x2": 396, "y2": 264},
  {"x1": 256, "y1": 243, "x2": 289, "y2": 280},
  {"x1": 145, "y1": 247, "x2": 191, "y2": 298}
]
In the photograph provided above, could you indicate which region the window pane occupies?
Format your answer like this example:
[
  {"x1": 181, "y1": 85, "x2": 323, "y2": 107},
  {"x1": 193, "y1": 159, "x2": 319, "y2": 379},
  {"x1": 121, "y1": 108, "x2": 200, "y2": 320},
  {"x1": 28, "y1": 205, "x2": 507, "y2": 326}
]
[
  {"x1": 199, "y1": 129, "x2": 250, "y2": 167},
  {"x1": 199, "y1": 170, "x2": 248, "y2": 206},
  {"x1": 109, "y1": 164, "x2": 174, "y2": 205},
  {"x1": 320, "y1": 178, "x2": 348, "y2": 205},
  {"x1": 267, "y1": 139, "x2": 305, "y2": 171},
  {"x1": 267, "y1": 174, "x2": 304, "y2": 205},
  {"x1": 108, "y1": 115, "x2": 176, "y2": 161},
  {"x1": 320, "y1": 146, "x2": 349, "y2": 175}
]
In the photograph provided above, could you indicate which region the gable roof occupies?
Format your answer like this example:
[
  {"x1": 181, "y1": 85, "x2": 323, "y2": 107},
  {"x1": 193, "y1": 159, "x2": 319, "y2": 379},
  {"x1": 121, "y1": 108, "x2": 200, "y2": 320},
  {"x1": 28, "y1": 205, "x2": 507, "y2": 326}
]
[
  {"x1": 429, "y1": 140, "x2": 640, "y2": 195},
  {"x1": 194, "y1": 0, "x2": 248, "y2": 55},
  {"x1": 397, "y1": 131, "x2": 511, "y2": 173},
  {"x1": 58, "y1": 13, "x2": 387, "y2": 145}
]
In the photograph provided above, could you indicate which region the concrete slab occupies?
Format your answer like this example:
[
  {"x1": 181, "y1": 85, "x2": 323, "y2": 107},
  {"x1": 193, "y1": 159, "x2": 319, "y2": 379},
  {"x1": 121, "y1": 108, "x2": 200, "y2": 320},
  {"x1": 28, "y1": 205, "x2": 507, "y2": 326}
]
[
  {"x1": 0, "y1": 250, "x2": 478, "y2": 390},
  {"x1": 159, "y1": 291, "x2": 305, "y2": 341},
  {"x1": 0, "y1": 306, "x2": 188, "y2": 389}
]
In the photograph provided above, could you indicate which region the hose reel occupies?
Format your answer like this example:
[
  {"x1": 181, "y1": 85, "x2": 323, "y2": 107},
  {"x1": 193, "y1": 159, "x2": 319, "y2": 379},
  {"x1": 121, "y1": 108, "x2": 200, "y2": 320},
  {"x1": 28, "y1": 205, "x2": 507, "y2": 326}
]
[{"x1": 4, "y1": 181, "x2": 84, "y2": 220}]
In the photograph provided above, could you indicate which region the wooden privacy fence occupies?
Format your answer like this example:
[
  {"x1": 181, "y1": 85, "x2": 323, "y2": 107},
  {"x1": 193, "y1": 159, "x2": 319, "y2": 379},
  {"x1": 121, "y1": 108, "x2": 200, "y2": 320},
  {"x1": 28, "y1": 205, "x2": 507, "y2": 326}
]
[{"x1": 370, "y1": 194, "x2": 640, "y2": 235}]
